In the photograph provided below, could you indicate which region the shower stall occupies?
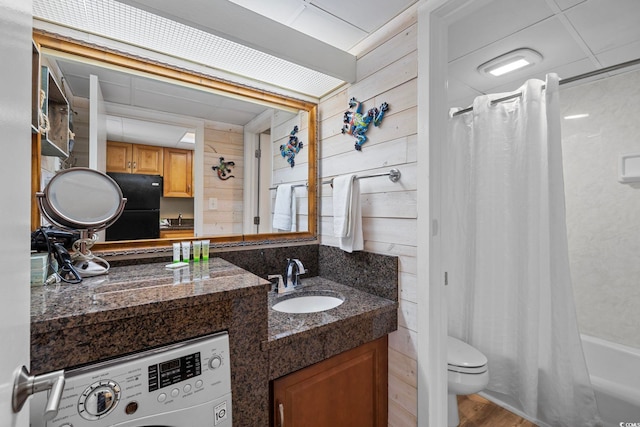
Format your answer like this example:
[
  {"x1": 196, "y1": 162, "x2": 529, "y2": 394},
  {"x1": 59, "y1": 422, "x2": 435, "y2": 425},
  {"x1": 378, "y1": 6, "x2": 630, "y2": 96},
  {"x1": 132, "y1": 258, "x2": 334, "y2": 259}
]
[{"x1": 560, "y1": 67, "x2": 640, "y2": 426}]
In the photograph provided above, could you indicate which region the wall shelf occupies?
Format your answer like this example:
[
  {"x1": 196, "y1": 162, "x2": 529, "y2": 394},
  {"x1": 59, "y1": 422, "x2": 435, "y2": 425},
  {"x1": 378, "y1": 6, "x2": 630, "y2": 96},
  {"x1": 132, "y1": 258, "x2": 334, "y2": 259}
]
[
  {"x1": 40, "y1": 65, "x2": 69, "y2": 159},
  {"x1": 31, "y1": 41, "x2": 40, "y2": 134}
]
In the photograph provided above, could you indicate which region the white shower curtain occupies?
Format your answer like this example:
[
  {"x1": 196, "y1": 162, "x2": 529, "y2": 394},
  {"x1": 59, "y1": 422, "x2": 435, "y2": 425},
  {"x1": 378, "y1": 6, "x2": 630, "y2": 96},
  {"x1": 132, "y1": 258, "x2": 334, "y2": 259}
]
[{"x1": 445, "y1": 74, "x2": 601, "y2": 426}]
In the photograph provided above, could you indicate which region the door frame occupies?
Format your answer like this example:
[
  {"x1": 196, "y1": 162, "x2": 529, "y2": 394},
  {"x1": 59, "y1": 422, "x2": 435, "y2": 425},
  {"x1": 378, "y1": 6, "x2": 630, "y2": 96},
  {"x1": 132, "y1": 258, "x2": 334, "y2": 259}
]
[
  {"x1": 243, "y1": 109, "x2": 274, "y2": 234},
  {"x1": 0, "y1": 0, "x2": 33, "y2": 425},
  {"x1": 417, "y1": 0, "x2": 489, "y2": 425}
]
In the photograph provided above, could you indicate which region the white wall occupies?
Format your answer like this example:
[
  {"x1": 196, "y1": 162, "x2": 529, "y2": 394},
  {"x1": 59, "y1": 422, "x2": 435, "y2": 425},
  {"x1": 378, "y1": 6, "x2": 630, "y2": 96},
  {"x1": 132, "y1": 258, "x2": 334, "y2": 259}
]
[
  {"x1": 319, "y1": 9, "x2": 419, "y2": 426},
  {"x1": 561, "y1": 69, "x2": 640, "y2": 349}
]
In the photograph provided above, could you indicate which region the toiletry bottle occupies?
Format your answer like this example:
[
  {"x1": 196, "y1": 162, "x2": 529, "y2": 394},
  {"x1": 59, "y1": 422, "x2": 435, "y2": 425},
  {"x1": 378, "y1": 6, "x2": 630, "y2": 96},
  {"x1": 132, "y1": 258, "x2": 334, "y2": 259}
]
[
  {"x1": 181, "y1": 241, "x2": 190, "y2": 262},
  {"x1": 172, "y1": 243, "x2": 180, "y2": 263},
  {"x1": 193, "y1": 241, "x2": 202, "y2": 261},
  {"x1": 202, "y1": 240, "x2": 210, "y2": 260}
]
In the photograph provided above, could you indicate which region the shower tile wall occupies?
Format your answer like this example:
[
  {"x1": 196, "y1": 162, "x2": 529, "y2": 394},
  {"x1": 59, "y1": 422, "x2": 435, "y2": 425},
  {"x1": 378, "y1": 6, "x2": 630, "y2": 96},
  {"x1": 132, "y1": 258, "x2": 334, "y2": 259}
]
[{"x1": 560, "y1": 68, "x2": 640, "y2": 349}]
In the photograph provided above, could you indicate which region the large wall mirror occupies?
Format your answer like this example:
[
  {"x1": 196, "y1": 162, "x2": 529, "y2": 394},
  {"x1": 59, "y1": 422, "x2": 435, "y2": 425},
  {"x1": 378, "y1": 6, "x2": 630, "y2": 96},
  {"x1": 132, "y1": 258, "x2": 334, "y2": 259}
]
[{"x1": 32, "y1": 31, "x2": 317, "y2": 252}]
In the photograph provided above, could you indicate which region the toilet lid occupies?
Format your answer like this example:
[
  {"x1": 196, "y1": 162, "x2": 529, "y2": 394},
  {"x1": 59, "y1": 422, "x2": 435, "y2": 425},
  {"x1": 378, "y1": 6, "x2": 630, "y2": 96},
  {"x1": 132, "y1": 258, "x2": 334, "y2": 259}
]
[{"x1": 447, "y1": 336, "x2": 488, "y2": 369}]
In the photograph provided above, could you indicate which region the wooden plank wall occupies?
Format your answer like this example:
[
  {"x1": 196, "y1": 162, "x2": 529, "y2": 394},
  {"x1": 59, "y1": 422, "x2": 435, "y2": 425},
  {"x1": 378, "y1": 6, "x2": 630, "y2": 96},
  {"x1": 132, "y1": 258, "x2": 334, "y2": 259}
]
[
  {"x1": 202, "y1": 120, "x2": 244, "y2": 235},
  {"x1": 318, "y1": 8, "x2": 419, "y2": 427}
]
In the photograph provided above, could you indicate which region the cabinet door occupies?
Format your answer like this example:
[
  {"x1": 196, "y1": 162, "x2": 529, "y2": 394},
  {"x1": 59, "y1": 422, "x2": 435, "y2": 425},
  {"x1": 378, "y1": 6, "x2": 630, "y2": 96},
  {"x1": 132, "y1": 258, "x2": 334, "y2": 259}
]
[
  {"x1": 133, "y1": 144, "x2": 163, "y2": 175},
  {"x1": 160, "y1": 229, "x2": 194, "y2": 239},
  {"x1": 106, "y1": 141, "x2": 133, "y2": 173},
  {"x1": 163, "y1": 148, "x2": 193, "y2": 197},
  {"x1": 272, "y1": 336, "x2": 388, "y2": 427}
]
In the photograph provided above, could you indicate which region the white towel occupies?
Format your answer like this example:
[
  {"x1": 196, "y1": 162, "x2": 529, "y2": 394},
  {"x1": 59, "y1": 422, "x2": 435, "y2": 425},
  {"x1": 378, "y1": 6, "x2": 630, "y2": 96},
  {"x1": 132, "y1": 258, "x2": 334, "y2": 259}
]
[
  {"x1": 273, "y1": 184, "x2": 294, "y2": 231},
  {"x1": 332, "y1": 174, "x2": 363, "y2": 252},
  {"x1": 290, "y1": 190, "x2": 298, "y2": 232}
]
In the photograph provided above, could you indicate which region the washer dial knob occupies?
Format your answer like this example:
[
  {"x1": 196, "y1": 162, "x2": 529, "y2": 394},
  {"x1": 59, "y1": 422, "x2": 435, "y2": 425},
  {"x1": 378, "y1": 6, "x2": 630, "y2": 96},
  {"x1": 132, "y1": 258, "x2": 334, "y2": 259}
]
[
  {"x1": 209, "y1": 355, "x2": 223, "y2": 370},
  {"x1": 78, "y1": 380, "x2": 121, "y2": 420}
]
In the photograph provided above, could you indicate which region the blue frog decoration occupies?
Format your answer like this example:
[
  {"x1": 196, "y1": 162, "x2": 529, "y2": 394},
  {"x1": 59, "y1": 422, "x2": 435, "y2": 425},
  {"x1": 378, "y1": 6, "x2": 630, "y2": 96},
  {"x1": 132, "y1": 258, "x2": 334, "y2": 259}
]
[
  {"x1": 280, "y1": 125, "x2": 304, "y2": 168},
  {"x1": 341, "y1": 97, "x2": 389, "y2": 151}
]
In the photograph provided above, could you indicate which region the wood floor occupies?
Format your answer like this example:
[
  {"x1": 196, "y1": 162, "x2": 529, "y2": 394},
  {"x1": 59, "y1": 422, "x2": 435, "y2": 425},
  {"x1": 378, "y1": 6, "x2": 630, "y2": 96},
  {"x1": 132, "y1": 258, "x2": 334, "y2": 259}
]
[{"x1": 457, "y1": 394, "x2": 538, "y2": 427}]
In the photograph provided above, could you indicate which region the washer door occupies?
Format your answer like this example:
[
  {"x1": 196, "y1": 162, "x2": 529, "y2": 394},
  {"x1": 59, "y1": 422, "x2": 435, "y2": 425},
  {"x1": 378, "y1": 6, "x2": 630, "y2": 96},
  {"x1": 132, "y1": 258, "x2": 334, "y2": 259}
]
[{"x1": 111, "y1": 396, "x2": 231, "y2": 427}]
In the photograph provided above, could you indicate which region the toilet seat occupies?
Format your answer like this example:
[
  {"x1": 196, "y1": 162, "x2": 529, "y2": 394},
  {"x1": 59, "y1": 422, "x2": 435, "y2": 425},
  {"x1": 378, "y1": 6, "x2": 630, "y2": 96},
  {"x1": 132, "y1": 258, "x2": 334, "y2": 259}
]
[
  {"x1": 447, "y1": 336, "x2": 488, "y2": 374},
  {"x1": 447, "y1": 336, "x2": 490, "y2": 427}
]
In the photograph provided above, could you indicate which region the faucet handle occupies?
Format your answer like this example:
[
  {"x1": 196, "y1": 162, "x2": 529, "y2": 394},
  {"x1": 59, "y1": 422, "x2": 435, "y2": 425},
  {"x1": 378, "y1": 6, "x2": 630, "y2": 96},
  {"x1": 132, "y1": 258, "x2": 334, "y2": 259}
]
[{"x1": 267, "y1": 274, "x2": 285, "y2": 293}]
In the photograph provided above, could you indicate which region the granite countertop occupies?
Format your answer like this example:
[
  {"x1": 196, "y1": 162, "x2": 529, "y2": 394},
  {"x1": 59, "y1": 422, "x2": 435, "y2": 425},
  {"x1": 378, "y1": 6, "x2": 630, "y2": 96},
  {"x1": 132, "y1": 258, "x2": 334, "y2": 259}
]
[
  {"x1": 265, "y1": 276, "x2": 398, "y2": 349},
  {"x1": 30, "y1": 253, "x2": 396, "y2": 426},
  {"x1": 159, "y1": 225, "x2": 194, "y2": 230},
  {"x1": 31, "y1": 257, "x2": 270, "y2": 334}
]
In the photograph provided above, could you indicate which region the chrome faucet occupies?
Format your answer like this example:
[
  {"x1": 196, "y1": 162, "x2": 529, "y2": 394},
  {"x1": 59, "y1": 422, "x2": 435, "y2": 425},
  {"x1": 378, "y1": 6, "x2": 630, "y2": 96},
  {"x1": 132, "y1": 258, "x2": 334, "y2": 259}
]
[
  {"x1": 177, "y1": 213, "x2": 182, "y2": 226},
  {"x1": 269, "y1": 259, "x2": 306, "y2": 294},
  {"x1": 285, "y1": 258, "x2": 305, "y2": 289}
]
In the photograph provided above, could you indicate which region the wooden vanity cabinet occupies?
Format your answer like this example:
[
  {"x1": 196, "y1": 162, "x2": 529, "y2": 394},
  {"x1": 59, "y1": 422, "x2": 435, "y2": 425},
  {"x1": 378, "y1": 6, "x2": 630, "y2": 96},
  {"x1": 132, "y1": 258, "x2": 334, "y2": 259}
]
[
  {"x1": 106, "y1": 141, "x2": 163, "y2": 175},
  {"x1": 272, "y1": 336, "x2": 388, "y2": 427},
  {"x1": 163, "y1": 147, "x2": 193, "y2": 197}
]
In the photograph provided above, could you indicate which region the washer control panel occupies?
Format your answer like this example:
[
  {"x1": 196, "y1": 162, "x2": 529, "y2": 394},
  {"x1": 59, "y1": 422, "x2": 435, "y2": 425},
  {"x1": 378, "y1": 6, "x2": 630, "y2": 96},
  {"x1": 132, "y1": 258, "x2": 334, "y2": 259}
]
[
  {"x1": 148, "y1": 349, "x2": 201, "y2": 392},
  {"x1": 30, "y1": 332, "x2": 231, "y2": 427}
]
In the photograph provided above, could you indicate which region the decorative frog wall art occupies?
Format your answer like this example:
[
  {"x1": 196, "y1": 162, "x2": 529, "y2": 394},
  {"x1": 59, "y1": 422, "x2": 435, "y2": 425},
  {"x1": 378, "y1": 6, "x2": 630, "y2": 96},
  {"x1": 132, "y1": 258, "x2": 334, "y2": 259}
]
[
  {"x1": 212, "y1": 157, "x2": 235, "y2": 180},
  {"x1": 280, "y1": 125, "x2": 304, "y2": 168},
  {"x1": 341, "y1": 97, "x2": 389, "y2": 151}
]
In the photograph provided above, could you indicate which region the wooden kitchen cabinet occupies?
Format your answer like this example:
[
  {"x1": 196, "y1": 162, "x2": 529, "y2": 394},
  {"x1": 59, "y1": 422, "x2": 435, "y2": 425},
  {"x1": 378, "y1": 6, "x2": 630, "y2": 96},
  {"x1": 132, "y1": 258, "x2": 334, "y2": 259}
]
[
  {"x1": 272, "y1": 336, "x2": 388, "y2": 427},
  {"x1": 159, "y1": 229, "x2": 194, "y2": 238},
  {"x1": 106, "y1": 141, "x2": 163, "y2": 175},
  {"x1": 163, "y1": 147, "x2": 193, "y2": 197}
]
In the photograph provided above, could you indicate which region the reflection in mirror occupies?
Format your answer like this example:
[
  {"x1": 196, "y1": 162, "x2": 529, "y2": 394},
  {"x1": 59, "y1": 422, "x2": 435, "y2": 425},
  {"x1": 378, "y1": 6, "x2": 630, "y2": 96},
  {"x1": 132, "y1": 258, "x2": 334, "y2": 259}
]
[{"x1": 33, "y1": 32, "x2": 316, "y2": 250}]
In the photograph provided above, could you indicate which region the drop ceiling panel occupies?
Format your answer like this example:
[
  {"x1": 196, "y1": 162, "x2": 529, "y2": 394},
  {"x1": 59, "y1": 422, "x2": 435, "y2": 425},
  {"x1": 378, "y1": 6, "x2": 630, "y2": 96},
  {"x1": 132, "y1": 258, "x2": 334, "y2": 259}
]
[
  {"x1": 205, "y1": 108, "x2": 258, "y2": 125},
  {"x1": 596, "y1": 40, "x2": 640, "y2": 69},
  {"x1": 228, "y1": 0, "x2": 306, "y2": 25},
  {"x1": 448, "y1": 0, "x2": 554, "y2": 61},
  {"x1": 51, "y1": 54, "x2": 272, "y2": 127},
  {"x1": 447, "y1": 76, "x2": 484, "y2": 109},
  {"x1": 99, "y1": 82, "x2": 135, "y2": 106},
  {"x1": 449, "y1": 17, "x2": 587, "y2": 94},
  {"x1": 291, "y1": 5, "x2": 367, "y2": 51},
  {"x1": 132, "y1": 77, "x2": 220, "y2": 104},
  {"x1": 57, "y1": 61, "x2": 133, "y2": 100},
  {"x1": 565, "y1": 0, "x2": 640, "y2": 54},
  {"x1": 551, "y1": 0, "x2": 587, "y2": 10},
  {"x1": 311, "y1": 0, "x2": 414, "y2": 33},
  {"x1": 107, "y1": 116, "x2": 193, "y2": 147}
]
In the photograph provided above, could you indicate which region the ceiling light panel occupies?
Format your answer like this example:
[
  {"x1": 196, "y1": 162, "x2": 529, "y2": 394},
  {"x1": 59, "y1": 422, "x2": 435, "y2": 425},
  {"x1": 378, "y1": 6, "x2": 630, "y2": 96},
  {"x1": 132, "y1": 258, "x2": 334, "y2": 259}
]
[
  {"x1": 478, "y1": 48, "x2": 542, "y2": 77},
  {"x1": 33, "y1": 0, "x2": 343, "y2": 97}
]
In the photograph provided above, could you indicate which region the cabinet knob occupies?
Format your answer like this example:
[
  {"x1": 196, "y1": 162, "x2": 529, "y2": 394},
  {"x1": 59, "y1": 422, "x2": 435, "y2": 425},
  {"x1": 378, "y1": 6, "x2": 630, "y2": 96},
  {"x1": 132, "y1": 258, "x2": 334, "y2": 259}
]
[{"x1": 133, "y1": 161, "x2": 137, "y2": 169}]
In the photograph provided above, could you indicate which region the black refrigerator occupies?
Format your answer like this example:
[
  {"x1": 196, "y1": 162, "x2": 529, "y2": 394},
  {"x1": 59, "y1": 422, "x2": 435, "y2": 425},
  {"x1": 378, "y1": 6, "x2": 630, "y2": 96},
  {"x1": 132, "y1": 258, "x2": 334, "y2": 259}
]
[{"x1": 106, "y1": 173, "x2": 163, "y2": 241}]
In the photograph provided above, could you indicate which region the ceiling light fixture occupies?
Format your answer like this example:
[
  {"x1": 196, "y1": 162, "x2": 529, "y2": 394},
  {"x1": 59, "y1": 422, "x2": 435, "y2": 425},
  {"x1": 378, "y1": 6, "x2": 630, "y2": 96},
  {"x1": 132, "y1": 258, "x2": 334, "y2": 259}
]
[
  {"x1": 180, "y1": 131, "x2": 196, "y2": 144},
  {"x1": 564, "y1": 113, "x2": 589, "y2": 120},
  {"x1": 478, "y1": 48, "x2": 542, "y2": 77}
]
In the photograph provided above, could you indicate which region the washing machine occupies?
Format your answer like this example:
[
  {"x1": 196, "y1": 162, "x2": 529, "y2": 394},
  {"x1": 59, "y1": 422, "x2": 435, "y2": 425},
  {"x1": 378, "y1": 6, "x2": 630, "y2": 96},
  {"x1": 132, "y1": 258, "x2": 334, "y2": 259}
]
[{"x1": 30, "y1": 331, "x2": 232, "y2": 427}]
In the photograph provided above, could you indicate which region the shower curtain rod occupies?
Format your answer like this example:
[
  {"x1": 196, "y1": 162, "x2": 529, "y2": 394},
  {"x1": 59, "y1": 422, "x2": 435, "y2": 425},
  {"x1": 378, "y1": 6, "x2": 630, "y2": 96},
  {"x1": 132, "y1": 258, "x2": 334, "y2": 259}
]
[{"x1": 451, "y1": 57, "x2": 640, "y2": 117}]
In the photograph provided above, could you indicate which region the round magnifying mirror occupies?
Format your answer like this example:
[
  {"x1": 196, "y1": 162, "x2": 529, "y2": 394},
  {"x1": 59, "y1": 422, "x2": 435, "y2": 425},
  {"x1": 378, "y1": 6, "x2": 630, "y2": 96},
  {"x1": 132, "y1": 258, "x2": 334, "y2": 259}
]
[{"x1": 39, "y1": 167, "x2": 126, "y2": 230}]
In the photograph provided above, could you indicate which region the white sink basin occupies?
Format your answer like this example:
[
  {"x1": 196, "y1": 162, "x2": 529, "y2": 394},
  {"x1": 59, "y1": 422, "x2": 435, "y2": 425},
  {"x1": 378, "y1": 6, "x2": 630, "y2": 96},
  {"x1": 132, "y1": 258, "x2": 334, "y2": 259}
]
[{"x1": 272, "y1": 294, "x2": 344, "y2": 314}]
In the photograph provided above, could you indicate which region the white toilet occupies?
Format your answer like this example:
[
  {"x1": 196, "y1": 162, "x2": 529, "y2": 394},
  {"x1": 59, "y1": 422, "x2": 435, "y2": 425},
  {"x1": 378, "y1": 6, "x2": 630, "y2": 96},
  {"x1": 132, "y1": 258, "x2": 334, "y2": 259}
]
[{"x1": 447, "y1": 336, "x2": 489, "y2": 427}]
